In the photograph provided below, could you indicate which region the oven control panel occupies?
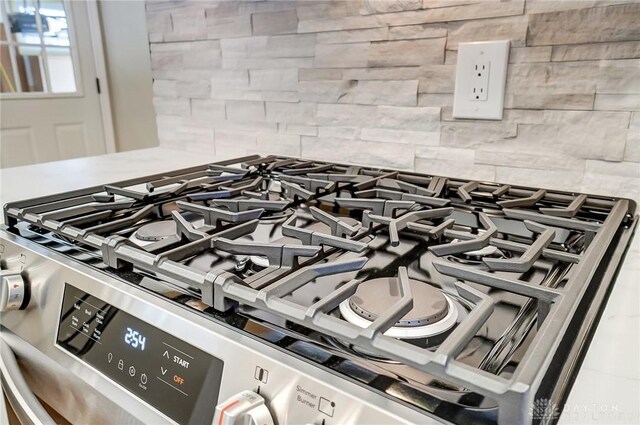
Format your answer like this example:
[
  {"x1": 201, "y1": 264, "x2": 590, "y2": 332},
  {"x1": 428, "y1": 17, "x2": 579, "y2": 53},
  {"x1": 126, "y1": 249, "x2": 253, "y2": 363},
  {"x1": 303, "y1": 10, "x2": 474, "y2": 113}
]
[{"x1": 56, "y1": 284, "x2": 224, "y2": 425}]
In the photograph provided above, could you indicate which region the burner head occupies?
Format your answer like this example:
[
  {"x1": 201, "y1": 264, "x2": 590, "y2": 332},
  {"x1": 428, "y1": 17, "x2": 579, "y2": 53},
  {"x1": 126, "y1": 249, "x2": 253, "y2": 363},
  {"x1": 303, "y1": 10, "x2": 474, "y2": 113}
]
[
  {"x1": 349, "y1": 277, "x2": 449, "y2": 327},
  {"x1": 133, "y1": 220, "x2": 177, "y2": 242},
  {"x1": 339, "y1": 277, "x2": 458, "y2": 340}
]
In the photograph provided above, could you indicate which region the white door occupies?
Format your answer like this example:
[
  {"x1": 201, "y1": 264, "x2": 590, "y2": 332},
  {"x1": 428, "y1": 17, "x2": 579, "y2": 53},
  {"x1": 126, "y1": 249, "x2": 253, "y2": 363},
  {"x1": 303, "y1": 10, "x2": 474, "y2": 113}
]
[{"x1": 0, "y1": 0, "x2": 109, "y2": 168}]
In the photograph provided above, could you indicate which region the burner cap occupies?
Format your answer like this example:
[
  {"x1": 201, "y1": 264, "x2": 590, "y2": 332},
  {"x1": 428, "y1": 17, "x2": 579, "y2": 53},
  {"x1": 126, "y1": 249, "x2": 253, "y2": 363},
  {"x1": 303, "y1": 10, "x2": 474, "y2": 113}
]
[
  {"x1": 339, "y1": 277, "x2": 458, "y2": 339},
  {"x1": 134, "y1": 220, "x2": 177, "y2": 242},
  {"x1": 349, "y1": 278, "x2": 449, "y2": 327}
]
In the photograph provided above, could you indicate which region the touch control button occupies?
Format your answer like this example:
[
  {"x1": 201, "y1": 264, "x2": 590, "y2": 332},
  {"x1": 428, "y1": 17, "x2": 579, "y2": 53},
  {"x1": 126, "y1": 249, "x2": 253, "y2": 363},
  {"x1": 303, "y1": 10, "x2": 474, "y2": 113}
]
[
  {"x1": 129, "y1": 366, "x2": 136, "y2": 377},
  {"x1": 318, "y1": 397, "x2": 335, "y2": 417},
  {"x1": 173, "y1": 355, "x2": 190, "y2": 369},
  {"x1": 140, "y1": 373, "x2": 147, "y2": 385},
  {"x1": 254, "y1": 366, "x2": 269, "y2": 384}
]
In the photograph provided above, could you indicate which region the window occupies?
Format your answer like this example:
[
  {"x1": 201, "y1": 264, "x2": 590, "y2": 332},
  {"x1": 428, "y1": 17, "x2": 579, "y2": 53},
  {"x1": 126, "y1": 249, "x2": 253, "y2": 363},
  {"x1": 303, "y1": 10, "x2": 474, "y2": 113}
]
[{"x1": 0, "y1": 0, "x2": 79, "y2": 96}]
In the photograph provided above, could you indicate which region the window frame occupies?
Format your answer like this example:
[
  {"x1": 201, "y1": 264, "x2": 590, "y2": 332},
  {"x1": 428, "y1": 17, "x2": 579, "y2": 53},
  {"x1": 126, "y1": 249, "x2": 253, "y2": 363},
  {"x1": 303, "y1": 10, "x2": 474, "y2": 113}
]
[{"x1": 0, "y1": 0, "x2": 83, "y2": 99}]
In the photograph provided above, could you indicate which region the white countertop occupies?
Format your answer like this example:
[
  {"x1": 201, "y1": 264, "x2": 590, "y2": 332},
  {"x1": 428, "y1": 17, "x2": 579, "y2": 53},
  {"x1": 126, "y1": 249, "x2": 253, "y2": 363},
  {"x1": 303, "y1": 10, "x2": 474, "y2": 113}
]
[
  {"x1": 1, "y1": 147, "x2": 638, "y2": 424},
  {"x1": 0, "y1": 148, "x2": 219, "y2": 207}
]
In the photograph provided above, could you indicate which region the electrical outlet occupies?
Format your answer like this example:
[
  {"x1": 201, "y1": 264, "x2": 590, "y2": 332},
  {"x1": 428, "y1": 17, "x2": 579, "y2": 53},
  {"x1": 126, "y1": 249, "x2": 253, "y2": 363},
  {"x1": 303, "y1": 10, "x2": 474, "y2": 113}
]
[
  {"x1": 453, "y1": 40, "x2": 510, "y2": 120},
  {"x1": 469, "y1": 61, "x2": 489, "y2": 101}
]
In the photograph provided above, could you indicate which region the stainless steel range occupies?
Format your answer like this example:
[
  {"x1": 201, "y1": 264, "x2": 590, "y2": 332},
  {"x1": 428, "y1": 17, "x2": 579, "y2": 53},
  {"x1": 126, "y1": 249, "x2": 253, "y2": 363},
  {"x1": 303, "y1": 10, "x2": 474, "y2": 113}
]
[{"x1": 1, "y1": 155, "x2": 637, "y2": 425}]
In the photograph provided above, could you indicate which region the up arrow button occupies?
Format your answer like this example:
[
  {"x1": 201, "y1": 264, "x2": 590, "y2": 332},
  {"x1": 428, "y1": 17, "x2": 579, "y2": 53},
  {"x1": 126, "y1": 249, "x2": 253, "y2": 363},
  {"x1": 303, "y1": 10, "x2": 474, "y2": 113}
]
[{"x1": 163, "y1": 350, "x2": 169, "y2": 359}]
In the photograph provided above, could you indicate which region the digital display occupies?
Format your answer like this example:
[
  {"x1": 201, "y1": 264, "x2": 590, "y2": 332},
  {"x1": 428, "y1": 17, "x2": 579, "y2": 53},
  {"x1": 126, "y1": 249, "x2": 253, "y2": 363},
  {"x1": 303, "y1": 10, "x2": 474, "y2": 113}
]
[
  {"x1": 56, "y1": 284, "x2": 224, "y2": 425},
  {"x1": 124, "y1": 327, "x2": 146, "y2": 351}
]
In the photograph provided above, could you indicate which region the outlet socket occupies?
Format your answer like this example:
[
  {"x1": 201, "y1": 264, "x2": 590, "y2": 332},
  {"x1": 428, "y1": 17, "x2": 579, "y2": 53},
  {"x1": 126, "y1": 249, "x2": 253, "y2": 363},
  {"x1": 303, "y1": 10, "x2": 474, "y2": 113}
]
[
  {"x1": 469, "y1": 61, "x2": 490, "y2": 101},
  {"x1": 453, "y1": 40, "x2": 510, "y2": 120}
]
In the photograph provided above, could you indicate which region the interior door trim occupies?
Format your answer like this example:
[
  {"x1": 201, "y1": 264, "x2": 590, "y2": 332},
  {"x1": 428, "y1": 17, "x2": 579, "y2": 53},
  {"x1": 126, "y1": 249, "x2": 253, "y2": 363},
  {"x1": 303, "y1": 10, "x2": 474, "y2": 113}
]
[{"x1": 86, "y1": 0, "x2": 116, "y2": 154}]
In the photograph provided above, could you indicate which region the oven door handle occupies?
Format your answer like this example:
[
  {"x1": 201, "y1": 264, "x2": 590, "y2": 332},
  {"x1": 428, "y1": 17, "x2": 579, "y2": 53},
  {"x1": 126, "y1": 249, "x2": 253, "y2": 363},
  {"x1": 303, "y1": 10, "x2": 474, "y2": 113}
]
[{"x1": 0, "y1": 337, "x2": 55, "y2": 425}]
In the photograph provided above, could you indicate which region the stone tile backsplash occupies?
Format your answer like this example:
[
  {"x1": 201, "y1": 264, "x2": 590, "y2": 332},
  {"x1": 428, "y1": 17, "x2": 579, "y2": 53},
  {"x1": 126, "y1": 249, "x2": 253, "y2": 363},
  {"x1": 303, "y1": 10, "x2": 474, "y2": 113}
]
[{"x1": 146, "y1": 0, "x2": 640, "y2": 199}]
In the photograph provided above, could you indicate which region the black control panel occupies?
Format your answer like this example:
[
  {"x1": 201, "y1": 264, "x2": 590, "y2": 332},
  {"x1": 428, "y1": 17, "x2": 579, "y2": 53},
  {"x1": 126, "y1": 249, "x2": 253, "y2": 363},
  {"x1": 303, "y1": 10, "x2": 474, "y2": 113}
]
[{"x1": 56, "y1": 284, "x2": 224, "y2": 425}]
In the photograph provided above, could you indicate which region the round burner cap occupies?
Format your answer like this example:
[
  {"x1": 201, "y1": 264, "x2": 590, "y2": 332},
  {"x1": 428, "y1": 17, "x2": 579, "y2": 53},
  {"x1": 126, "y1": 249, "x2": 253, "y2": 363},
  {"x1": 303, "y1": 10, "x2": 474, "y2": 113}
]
[
  {"x1": 134, "y1": 220, "x2": 177, "y2": 241},
  {"x1": 348, "y1": 277, "x2": 449, "y2": 327}
]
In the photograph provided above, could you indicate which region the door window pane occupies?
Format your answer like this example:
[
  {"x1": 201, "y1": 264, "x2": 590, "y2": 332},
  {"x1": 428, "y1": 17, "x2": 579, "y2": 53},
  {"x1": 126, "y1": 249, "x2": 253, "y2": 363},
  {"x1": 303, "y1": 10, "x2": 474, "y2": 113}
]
[
  {"x1": 0, "y1": 45, "x2": 17, "y2": 92},
  {"x1": 4, "y1": 0, "x2": 42, "y2": 44},
  {"x1": 0, "y1": 11, "x2": 7, "y2": 44},
  {"x1": 16, "y1": 44, "x2": 44, "y2": 92},
  {"x1": 46, "y1": 46, "x2": 73, "y2": 92},
  {"x1": 0, "y1": 0, "x2": 77, "y2": 95},
  {"x1": 40, "y1": 1, "x2": 69, "y2": 47}
]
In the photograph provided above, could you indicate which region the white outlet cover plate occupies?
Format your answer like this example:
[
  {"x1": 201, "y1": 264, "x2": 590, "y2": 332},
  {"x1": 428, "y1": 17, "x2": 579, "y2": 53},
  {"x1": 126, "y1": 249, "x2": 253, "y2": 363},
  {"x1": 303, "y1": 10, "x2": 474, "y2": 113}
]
[{"x1": 452, "y1": 40, "x2": 510, "y2": 120}]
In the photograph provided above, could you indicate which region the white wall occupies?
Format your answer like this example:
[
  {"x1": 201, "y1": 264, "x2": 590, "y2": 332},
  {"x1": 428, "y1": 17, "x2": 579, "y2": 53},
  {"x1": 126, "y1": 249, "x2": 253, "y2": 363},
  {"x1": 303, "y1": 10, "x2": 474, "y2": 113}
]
[{"x1": 100, "y1": 0, "x2": 158, "y2": 152}]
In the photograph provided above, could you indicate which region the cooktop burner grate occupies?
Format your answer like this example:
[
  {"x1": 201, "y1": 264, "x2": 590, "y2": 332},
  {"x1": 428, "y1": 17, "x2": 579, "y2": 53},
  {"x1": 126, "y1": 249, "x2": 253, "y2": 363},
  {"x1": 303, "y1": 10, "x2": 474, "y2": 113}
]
[{"x1": 4, "y1": 154, "x2": 636, "y2": 425}]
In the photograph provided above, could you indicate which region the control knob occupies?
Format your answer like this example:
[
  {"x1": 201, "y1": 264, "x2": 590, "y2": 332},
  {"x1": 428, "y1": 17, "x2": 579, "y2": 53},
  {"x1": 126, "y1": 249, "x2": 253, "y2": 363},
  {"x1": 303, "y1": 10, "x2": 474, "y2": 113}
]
[
  {"x1": 0, "y1": 269, "x2": 27, "y2": 312},
  {"x1": 213, "y1": 390, "x2": 274, "y2": 425}
]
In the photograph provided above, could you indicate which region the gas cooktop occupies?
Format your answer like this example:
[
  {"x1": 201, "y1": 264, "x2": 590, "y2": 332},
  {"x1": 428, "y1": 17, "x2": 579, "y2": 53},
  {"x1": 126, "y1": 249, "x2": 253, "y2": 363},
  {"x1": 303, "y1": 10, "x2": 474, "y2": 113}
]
[{"x1": 2, "y1": 155, "x2": 637, "y2": 425}]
